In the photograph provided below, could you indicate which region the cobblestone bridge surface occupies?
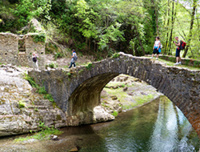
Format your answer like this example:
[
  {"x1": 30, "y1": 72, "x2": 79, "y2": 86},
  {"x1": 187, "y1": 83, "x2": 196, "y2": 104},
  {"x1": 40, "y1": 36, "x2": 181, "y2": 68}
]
[{"x1": 29, "y1": 52, "x2": 200, "y2": 136}]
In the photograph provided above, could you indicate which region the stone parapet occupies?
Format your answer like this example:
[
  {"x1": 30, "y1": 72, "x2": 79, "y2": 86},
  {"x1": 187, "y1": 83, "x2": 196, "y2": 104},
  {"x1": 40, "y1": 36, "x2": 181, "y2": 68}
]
[{"x1": 159, "y1": 55, "x2": 200, "y2": 67}]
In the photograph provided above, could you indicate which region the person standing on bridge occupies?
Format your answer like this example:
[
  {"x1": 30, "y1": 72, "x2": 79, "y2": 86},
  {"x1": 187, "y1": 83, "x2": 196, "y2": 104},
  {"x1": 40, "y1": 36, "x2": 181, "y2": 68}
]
[
  {"x1": 69, "y1": 49, "x2": 77, "y2": 68},
  {"x1": 173, "y1": 36, "x2": 181, "y2": 65},
  {"x1": 152, "y1": 36, "x2": 161, "y2": 60}
]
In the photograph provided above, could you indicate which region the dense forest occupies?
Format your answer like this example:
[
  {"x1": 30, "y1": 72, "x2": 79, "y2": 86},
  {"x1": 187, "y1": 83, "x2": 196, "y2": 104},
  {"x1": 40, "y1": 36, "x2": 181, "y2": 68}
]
[{"x1": 0, "y1": 0, "x2": 200, "y2": 59}]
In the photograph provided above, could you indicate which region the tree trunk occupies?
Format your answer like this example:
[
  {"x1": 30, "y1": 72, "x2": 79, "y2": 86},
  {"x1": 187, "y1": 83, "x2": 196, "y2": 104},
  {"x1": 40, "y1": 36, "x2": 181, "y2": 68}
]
[
  {"x1": 164, "y1": 0, "x2": 171, "y2": 54},
  {"x1": 151, "y1": 0, "x2": 157, "y2": 35},
  {"x1": 155, "y1": 5, "x2": 159, "y2": 35},
  {"x1": 89, "y1": 39, "x2": 91, "y2": 50},
  {"x1": 168, "y1": 0, "x2": 177, "y2": 55},
  {"x1": 183, "y1": 0, "x2": 197, "y2": 57}
]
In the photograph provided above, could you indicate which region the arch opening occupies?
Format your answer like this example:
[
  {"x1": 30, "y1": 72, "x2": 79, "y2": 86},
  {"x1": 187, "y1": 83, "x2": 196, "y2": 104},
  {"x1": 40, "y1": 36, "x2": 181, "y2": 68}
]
[{"x1": 67, "y1": 73, "x2": 119, "y2": 125}]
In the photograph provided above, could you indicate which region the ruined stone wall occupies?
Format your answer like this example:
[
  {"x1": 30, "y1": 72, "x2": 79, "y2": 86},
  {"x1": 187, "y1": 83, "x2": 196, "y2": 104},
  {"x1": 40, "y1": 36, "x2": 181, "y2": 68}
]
[
  {"x1": 25, "y1": 33, "x2": 45, "y2": 69},
  {"x1": 0, "y1": 33, "x2": 45, "y2": 69},
  {"x1": 0, "y1": 33, "x2": 18, "y2": 65}
]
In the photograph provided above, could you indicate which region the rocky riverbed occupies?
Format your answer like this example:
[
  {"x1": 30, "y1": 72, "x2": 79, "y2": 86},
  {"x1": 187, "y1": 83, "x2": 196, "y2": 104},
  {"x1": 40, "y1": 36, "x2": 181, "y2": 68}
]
[{"x1": 100, "y1": 74, "x2": 162, "y2": 115}]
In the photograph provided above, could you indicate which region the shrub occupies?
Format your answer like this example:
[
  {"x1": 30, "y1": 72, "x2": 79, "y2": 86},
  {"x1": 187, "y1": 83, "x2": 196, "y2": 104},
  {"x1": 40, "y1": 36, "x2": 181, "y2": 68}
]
[
  {"x1": 86, "y1": 62, "x2": 93, "y2": 70},
  {"x1": 112, "y1": 111, "x2": 118, "y2": 117},
  {"x1": 48, "y1": 62, "x2": 58, "y2": 68},
  {"x1": 24, "y1": 73, "x2": 39, "y2": 88},
  {"x1": 24, "y1": 73, "x2": 55, "y2": 104},
  {"x1": 54, "y1": 52, "x2": 64, "y2": 60},
  {"x1": 14, "y1": 122, "x2": 63, "y2": 142},
  {"x1": 32, "y1": 33, "x2": 46, "y2": 43},
  {"x1": 112, "y1": 53, "x2": 120, "y2": 58},
  {"x1": 37, "y1": 86, "x2": 47, "y2": 94},
  {"x1": 44, "y1": 94, "x2": 54, "y2": 102},
  {"x1": 19, "y1": 100, "x2": 26, "y2": 108}
]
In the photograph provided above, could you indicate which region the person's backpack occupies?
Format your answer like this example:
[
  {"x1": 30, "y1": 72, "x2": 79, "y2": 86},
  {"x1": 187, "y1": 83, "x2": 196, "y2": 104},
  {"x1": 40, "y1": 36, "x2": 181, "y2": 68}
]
[
  {"x1": 180, "y1": 41, "x2": 186, "y2": 50},
  {"x1": 32, "y1": 57, "x2": 37, "y2": 62},
  {"x1": 73, "y1": 53, "x2": 78, "y2": 61}
]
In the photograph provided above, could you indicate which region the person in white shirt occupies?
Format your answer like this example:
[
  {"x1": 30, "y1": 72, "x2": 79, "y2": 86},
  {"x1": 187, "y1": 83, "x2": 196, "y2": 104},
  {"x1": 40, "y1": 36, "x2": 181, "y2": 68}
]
[{"x1": 152, "y1": 36, "x2": 161, "y2": 60}]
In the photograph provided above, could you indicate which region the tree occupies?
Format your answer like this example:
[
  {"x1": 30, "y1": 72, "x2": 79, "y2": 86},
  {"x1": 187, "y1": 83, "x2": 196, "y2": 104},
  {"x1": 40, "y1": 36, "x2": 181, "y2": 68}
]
[{"x1": 182, "y1": 0, "x2": 198, "y2": 57}]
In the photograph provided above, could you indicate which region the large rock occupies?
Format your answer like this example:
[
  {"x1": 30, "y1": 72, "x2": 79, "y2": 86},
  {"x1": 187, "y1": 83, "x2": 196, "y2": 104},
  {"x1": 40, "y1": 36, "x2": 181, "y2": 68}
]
[
  {"x1": 93, "y1": 106, "x2": 115, "y2": 123},
  {"x1": 0, "y1": 65, "x2": 66, "y2": 137}
]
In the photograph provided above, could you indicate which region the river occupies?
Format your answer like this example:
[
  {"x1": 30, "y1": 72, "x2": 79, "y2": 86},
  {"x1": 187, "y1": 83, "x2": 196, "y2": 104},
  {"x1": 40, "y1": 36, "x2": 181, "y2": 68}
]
[{"x1": 0, "y1": 96, "x2": 199, "y2": 152}]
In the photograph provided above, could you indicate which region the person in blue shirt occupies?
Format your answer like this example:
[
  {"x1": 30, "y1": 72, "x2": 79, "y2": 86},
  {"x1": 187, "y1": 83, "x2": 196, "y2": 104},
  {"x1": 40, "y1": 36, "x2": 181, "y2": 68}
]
[{"x1": 69, "y1": 49, "x2": 77, "y2": 68}]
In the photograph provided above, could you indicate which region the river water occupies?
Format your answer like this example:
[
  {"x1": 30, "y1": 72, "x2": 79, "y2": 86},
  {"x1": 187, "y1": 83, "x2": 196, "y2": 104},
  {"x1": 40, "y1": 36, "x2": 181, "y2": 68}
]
[
  {"x1": 0, "y1": 96, "x2": 199, "y2": 152},
  {"x1": 74, "y1": 96, "x2": 200, "y2": 152}
]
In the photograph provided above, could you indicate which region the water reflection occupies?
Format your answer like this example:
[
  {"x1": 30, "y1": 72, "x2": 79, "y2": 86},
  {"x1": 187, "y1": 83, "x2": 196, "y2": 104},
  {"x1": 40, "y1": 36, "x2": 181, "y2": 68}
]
[{"x1": 81, "y1": 96, "x2": 200, "y2": 152}]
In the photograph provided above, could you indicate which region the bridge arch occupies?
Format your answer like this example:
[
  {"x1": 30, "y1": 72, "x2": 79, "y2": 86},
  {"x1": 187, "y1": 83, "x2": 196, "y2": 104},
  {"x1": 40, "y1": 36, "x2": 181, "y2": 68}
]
[{"x1": 29, "y1": 52, "x2": 200, "y2": 136}]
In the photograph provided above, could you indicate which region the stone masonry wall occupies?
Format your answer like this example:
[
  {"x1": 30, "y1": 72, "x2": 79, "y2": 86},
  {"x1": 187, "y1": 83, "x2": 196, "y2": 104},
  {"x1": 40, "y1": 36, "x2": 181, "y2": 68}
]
[
  {"x1": 0, "y1": 33, "x2": 18, "y2": 64},
  {"x1": 25, "y1": 33, "x2": 45, "y2": 69},
  {"x1": 28, "y1": 52, "x2": 200, "y2": 137},
  {"x1": 0, "y1": 33, "x2": 45, "y2": 69}
]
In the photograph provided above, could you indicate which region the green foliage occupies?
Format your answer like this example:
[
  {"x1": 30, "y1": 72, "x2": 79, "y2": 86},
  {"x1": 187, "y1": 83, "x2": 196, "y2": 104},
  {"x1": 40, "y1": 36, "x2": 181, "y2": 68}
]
[
  {"x1": 19, "y1": 100, "x2": 26, "y2": 108},
  {"x1": 24, "y1": 73, "x2": 39, "y2": 88},
  {"x1": 112, "y1": 111, "x2": 118, "y2": 117},
  {"x1": 78, "y1": 69, "x2": 84, "y2": 74},
  {"x1": 44, "y1": 94, "x2": 54, "y2": 102},
  {"x1": 32, "y1": 33, "x2": 46, "y2": 43},
  {"x1": 98, "y1": 24, "x2": 125, "y2": 51},
  {"x1": 101, "y1": 102, "x2": 110, "y2": 108},
  {"x1": 67, "y1": 72, "x2": 71, "y2": 77},
  {"x1": 37, "y1": 86, "x2": 47, "y2": 94},
  {"x1": 47, "y1": 62, "x2": 58, "y2": 68},
  {"x1": 24, "y1": 73, "x2": 55, "y2": 103},
  {"x1": 86, "y1": 62, "x2": 93, "y2": 70},
  {"x1": 112, "y1": 53, "x2": 120, "y2": 58},
  {"x1": 193, "y1": 61, "x2": 199, "y2": 67},
  {"x1": 14, "y1": 122, "x2": 62, "y2": 142},
  {"x1": 1, "y1": 0, "x2": 200, "y2": 59},
  {"x1": 54, "y1": 52, "x2": 64, "y2": 60},
  {"x1": 34, "y1": 107, "x2": 39, "y2": 112}
]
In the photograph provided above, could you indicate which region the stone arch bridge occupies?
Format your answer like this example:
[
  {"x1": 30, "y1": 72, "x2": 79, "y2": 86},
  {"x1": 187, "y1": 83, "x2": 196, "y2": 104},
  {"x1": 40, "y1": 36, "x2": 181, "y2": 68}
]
[{"x1": 29, "y1": 52, "x2": 200, "y2": 136}]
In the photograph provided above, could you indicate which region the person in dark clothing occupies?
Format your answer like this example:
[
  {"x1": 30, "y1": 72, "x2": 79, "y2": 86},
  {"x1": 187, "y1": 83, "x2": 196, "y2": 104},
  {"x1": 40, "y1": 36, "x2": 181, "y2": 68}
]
[{"x1": 173, "y1": 36, "x2": 181, "y2": 65}]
